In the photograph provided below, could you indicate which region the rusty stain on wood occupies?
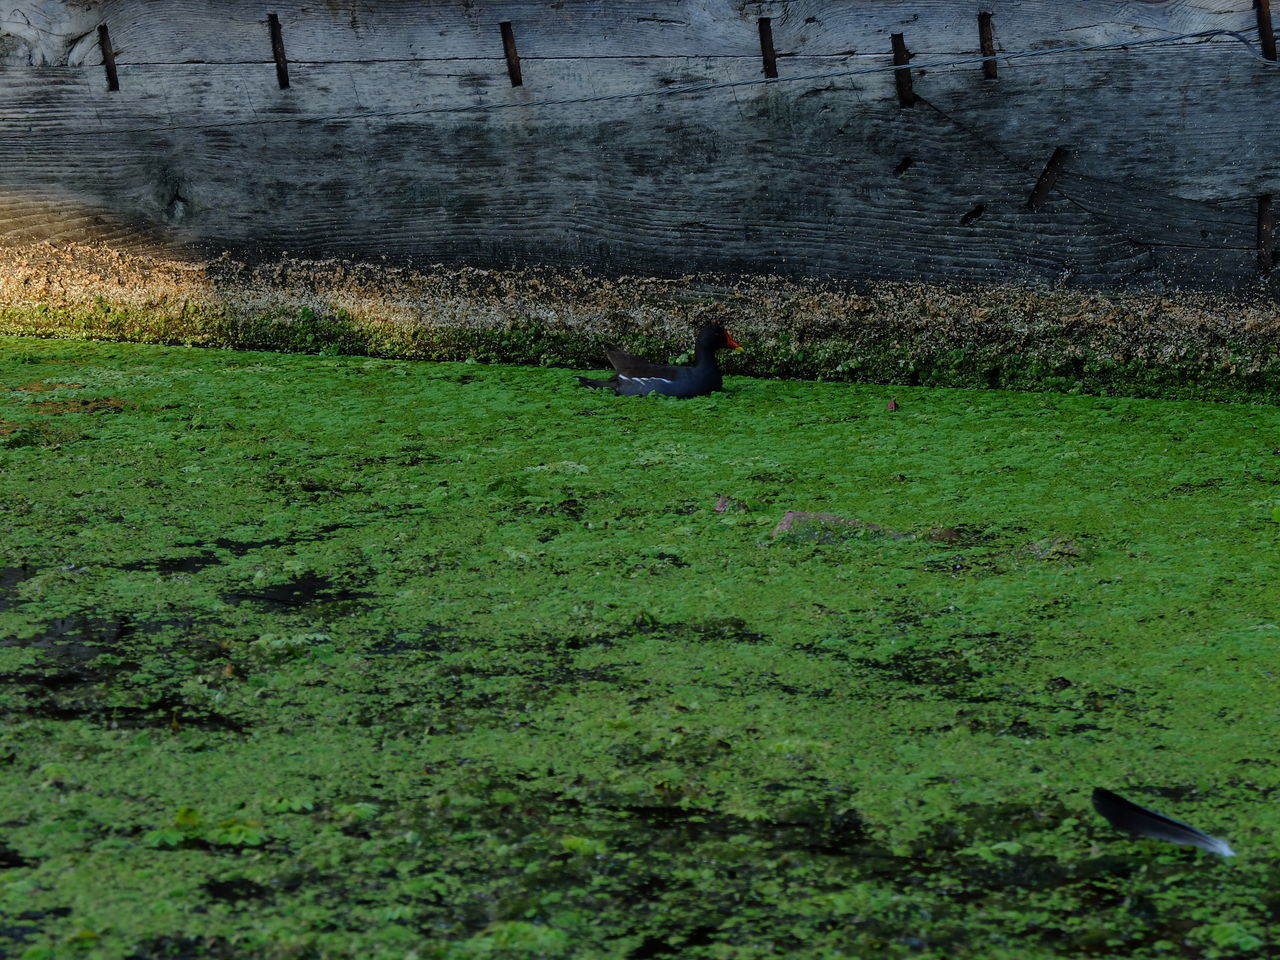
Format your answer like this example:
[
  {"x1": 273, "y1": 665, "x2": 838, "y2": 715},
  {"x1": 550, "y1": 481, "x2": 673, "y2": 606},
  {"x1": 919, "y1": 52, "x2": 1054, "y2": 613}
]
[
  {"x1": 500, "y1": 21, "x2": 522, "y2": 86},
  {"x1": 1028, "y1": 147, "x2": 1070, "y2": 210},
  {"x1": 97, "y1": 24, "x2": 119, "y2": 91},
  {"x1": 758, "y1": 17, "x2": 778, "y2": 78},
  {"x1": 978, "y1": 12, "x2": 997, "y2": 79},
  {"x1": 1260, "y1": 195, "x2": 1275, "y2": 275},
  {"x1": 891, "y1": 33, "x2": 915, "y2": 107},
  {"x1": 1258, "y1": 0, "x2": 1277, "y2": 61},
  {"x1": 268, "y1": 14, "x2": 290, "y2": 89}
]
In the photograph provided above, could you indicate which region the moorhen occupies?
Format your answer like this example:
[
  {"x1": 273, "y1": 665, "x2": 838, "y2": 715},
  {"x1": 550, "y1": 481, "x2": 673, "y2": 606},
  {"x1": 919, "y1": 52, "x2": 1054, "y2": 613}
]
[{"x1": 576, "y1": 323, "x2": 742, "y2": 398}]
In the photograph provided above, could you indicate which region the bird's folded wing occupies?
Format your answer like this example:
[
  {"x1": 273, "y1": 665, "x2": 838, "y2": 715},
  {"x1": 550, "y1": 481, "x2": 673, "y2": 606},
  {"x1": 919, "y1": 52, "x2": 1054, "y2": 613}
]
[{"x1": 605, "y1": 346, "x2": 685, "y2": 380}]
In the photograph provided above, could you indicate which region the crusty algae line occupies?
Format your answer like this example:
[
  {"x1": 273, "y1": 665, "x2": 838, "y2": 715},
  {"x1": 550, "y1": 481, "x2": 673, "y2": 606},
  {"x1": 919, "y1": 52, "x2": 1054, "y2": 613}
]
[{"x1": 1, "y1": 240, "x2": 1279, "y2": 402}]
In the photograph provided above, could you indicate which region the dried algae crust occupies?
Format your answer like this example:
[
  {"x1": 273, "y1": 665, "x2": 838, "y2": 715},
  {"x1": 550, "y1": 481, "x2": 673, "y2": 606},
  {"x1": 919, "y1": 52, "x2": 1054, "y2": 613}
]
[{"x1": 1, "y1": 240, "x2": 1278, "y2": 401}]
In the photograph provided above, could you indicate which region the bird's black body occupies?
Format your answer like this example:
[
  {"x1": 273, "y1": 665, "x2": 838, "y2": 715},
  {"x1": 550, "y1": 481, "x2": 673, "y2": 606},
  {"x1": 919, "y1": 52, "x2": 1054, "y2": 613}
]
[{"x1": 576, "y1": 323, "x2": 741, "y2": 398}]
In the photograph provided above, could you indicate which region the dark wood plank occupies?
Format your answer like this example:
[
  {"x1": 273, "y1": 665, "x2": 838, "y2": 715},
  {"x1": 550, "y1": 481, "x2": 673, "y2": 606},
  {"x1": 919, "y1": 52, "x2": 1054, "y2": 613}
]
[
  {"x1": 914, "y1": 46, "x2": 1279, "y2": 202},
  {"x1": 1, "y1": 1, "x2": 1276, "y2": 291},
  {"x1": 17, "y1": 0, "x2": 1258, "y2": 66}
]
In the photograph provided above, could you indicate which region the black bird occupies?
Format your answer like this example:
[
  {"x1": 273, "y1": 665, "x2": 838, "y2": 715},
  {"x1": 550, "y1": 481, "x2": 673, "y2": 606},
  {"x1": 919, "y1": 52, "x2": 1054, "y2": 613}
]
[
  {"x1": 576, "y1": 323, "x2": 742, "y2": 398},
  {"x1": 1092, "y1": 787, "x2": 1235, "y2": 857}
]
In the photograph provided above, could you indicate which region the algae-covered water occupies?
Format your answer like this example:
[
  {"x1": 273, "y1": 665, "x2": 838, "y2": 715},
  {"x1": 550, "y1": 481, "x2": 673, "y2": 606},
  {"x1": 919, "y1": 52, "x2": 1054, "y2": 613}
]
[{"x1": 1, "y1": 335, "x2": 1279, "y2": 959}]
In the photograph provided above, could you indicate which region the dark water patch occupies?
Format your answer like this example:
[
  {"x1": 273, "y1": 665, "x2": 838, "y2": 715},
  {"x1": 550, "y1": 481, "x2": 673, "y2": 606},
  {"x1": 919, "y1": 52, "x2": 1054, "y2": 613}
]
[
  {"x1": 126, "y1": 936, "x2": 241, "y2": 960},
  {"x1": 692, "y1": 616, "x2": 767, "y2": 644},
  {"x1": 0, "y1": 421, "x2": 84, "y2": 448},
  {"x1": 0, "y1": 565, "x2": 38, "y2": 612},
  {"x1": 357, "y1": 638, "x2": 647, "y2": 733},
  {"x1": 789, "y1": 639, "x2": 854, "y2": 663},
  {"x1": 411, "y1": 657, "x2": 634, "y2": 710},
  {"x1": 213, "y1": 522, "x2": 352, "y2": 553},
  {"x1": 15, "y1": 380, "x2": 86, "y2": 392},
  {"x1": 31, "y1": 396, "x2": 124, "y2": 416},
  {"x1": 1114, "y1": 784, "x2": 1213, "y2": 804},
  {"x1": 355, "y1": 442, "x2": 447, "y2": 468},
  {"x1": 117, "y1": 522, "x2": 360, "y2": 576},
  {"x1": 1167, "y1": 477, "x2": 1225, "y2": 494},
  {"x1": 509, "y1": 496, "x2": 591, "y2": 520},
  {"x1": 856, "y1": 647, "x2": 982, "y2": 689},
  {"x1": 626, "y1": 550, "x2": 689, "y2": 575},
  {"x1": 2, "y1": 613, "x2": 142, "y2": 660},
  {"x1": 627, "y1": 924, "x2": 719, "y2": 959},
  {"x1": 881, "y1": 801, "x2": 1088, "y2": 905},
  {"x1": 22, "y1": 693, "x2": 246, "y2": 732},
  {"x1": 1, "y1": 621, "x2": 142, "y2": 701},
  {"x1": 2, "y1": 614, "x2": 206, "y2": 665},
  {"x1": 224, "y1": 572, "x2": 372, "y2": 611},
  {"x1": 922, "y1": 552, "x2": 1006, "y2": 577},
  {"x1": 954, "y1": 799, "x2": 1072, "y2": 846},
  {"x1": 1020, "y1": 536, "x2": 1093, "y2": 563},
  {"x1": 612, "y1": 614, "x2": 768, "y2": 646},
  {"x1": 0, "y1": 843, "x2": 33, "y2": 868},
  {"x1": 608, "y1": 797, "x2": 868, "y2": 858},
  {"x1": 118, "y1": 551, "x2": 220, "y2": 575},
  {"x1": 366, "y1": 625, "x2": 453, "y2": 655},
  {"x1": 959, "y1": 710, "x2": 1046, "y2": 739},
  {"x1": 2, "y1": 613, "x2": 241, "y2": 730},
  {"x1": 912, "y1": 710, "x2": 1104, "y2": 739},
  {"x1": 2, "y1": 662, "x2": 129, "y2": 696},
  {"x1": 927, "y1": 523, "x2": 998, "y2": 547},
  {"x1": 1, "y1": 907, "x2": 70, "y2": 952},
  {"x1": 201, "y1": 877, "x2": 272, "y2": 903},
  {"x1": 849, "y1": 631, "x2": 1027, "y2": 696},
  {"x1": 703, "y1": 672, "x2": 833, "y2": 701}
]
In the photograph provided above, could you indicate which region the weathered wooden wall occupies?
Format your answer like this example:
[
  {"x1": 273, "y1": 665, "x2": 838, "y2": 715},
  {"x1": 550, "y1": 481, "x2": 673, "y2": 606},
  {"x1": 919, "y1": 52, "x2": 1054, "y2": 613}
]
[{"x1": 1, "y1": 0, "x2": 1277, "y2": 289}]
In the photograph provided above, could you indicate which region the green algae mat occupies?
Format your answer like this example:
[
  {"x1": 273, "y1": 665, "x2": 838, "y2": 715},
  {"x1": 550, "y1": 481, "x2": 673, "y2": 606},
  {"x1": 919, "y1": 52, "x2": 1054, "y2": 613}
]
[{"x1": 2, "y1": 335, "x2": 1279, "y2": 960}]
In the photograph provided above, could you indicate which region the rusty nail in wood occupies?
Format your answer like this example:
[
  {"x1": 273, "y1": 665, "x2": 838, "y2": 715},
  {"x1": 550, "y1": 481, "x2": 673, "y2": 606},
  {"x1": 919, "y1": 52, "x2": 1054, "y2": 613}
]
[
  {"x1": 1259, "y1": 195, "x2": 1275, "y2": 276},
  {"x1": 1028, "y1": 147, "x2": 1070, "y2": 210},
  {"x1": 1258, "y1": 0, "x2": 1277, "y2": 61},
  {"x1": 268, "y1": 14, "x2": 290, "y2": 89},
  {"x1": 98, "y1": 24, "x2": 119, "y2": 91},
  {"x1": 891, "y1": 33, "x2": 915, "y2": 107},
  {"x1": 978, "y1": 12, "x2": 997, "y2": 79},
  {"x1": 500, "y1": 21, "x2": 523, "y2": 87},
  {"x1": 758, "y1": 17, "x2": 779, "y2": 78}
]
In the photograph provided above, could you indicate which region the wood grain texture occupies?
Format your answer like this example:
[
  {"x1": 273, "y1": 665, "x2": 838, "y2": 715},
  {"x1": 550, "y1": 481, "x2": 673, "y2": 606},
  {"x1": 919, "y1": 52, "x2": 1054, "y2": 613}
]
[
  {"x1": 1, "y1": 1, "x2": 1277, "y2": 290},
  {"x1": 8, "y1": 1, "x2": 1261, "y2": 65}
]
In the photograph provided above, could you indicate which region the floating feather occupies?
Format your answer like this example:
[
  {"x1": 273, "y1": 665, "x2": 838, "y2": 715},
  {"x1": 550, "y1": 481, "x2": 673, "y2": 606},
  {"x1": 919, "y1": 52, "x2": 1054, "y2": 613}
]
[{"x1": 1092, "y1": 787, "x2": 1235, "y2": 857}]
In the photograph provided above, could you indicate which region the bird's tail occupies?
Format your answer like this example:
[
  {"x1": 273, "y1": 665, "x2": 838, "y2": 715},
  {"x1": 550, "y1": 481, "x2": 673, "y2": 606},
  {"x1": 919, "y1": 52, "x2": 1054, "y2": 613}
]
[
  {"x1": 1092, "y1": 788, "x2": 1235, "y2": 856},
  {"x1": 576, "y1": 376, "x2": 608, "y2": 389}
]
